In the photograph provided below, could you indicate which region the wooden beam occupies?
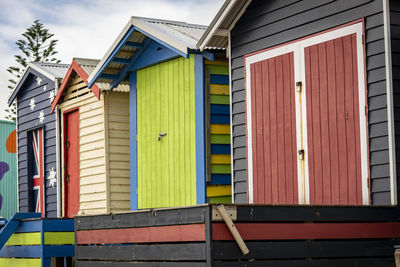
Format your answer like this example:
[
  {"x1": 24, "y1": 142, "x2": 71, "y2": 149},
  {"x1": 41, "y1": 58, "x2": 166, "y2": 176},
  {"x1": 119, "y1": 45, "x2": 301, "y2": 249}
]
[
  {"x1": 100, "y1": 74, "x2": 119, "y2": 80},
  {"x1": 124, "y1": 41, "x2": 144, "y2": 48},
  {"x1": 112, "y1": 57, "x2": 131, "y2": 64}
]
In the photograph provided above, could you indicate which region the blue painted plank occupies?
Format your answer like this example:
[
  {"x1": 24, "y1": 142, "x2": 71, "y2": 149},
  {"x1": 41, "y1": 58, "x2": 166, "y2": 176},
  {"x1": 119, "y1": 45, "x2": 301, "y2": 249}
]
[
  {"x1": 129, "y1": 41, "x2": 179, "y2": 72},
  {"x1": 130, "y1": 72, "x2": 138, "y2": 211},
  {"x1": 0, "y1": 245, "x2": 41, "y2": 258},
  {"x1": 125, "y1": 41, "x2": 144, "y2": 48},
  {"x1": 112, "y1": 57, "x2": 131, "y2": 64},
  {"x1": 88, "y1": 26, "x2": 135, "y2": 88},
  {"x1": 15, "y1": 220, "x2": 41, "y2": 233},
  {"x1": 110, "y1": 38, "x2": 151, "y2": 90},
  {"x1": 43, "y1": 245, "x2": 74, "y2": 257},
  {"x1": 210, "y1": 74, "x2": 229, "y2": 85},
  {"x1": 210, "y1": 174, "x2": 232, "y2": 185},
  {"x1": 211, "y1": 104, "x2": 230, "y2": 115},
  {"x1": 211, "y1": 114, "x2": 230, "y2": 124},
  {"x1": 42, "y1": 219, "x2": 74, "y2": 232},
  {"x1": 211, "y1": 144, "x2": 231, "y2": 154},
  {"x1": 194, "y1": 54, "x2": 206, "y2": 205},
  {"x1": 100, "y1": 73, "x2": 119, "y2": 80}
]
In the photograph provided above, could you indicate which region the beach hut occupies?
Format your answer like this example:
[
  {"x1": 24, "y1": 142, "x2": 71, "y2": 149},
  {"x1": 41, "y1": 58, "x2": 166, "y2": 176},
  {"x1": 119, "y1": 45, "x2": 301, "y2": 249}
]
[
  {"x1": 51, "y1": 58, "x2": 130, "y2": 217},
  {"x1": 0, "y1": 120, "x2": 17, "y2": 219},
  {"x1": 8, "y1": 62, "x2": 69, "y2": 218},
  {"x1": 198, "y1": 0, "x2": 400, "y2": 206},
  {"x1": 73, "y1": 3, "x2": 400, "y2": 265},
  {"x1": 87, "y1": 17, "x2": 231, "y2": 210}
]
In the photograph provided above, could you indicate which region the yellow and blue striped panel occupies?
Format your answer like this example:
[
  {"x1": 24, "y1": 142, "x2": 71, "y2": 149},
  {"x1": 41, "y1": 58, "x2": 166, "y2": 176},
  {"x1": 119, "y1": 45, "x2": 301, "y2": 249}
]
[{"x1": 206, "y1": 61, "x2": 231, "y2": 203}]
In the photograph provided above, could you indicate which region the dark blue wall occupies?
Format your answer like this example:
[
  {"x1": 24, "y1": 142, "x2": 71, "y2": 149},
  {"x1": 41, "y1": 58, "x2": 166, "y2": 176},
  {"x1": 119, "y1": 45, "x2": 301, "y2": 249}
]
[
  {"x1": 230, "y1": 0, "x2": 391, "y2": 204},
  {"x1": 16, "y1": 68, "x2": 58, "y2": 217}
]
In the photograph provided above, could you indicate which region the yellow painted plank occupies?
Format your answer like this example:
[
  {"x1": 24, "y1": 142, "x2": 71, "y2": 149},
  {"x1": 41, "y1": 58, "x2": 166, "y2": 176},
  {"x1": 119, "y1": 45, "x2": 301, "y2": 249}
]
[
  {"x1": 211, "y1": 124, "x2": 230, "y2": 134},
  {"x1": 210, "y1": 84, "x2": 229, "y2": 95},
  {"x1": 211, "y1": 154, "x2": 231, "y2": 164},
  {"x1": 0, "y1": 258, "x2": 41, "y2": 267},
  {"x1": 207, "y1": 185, "x2": 232, "y2": 197},
  {"x1": 44, "y1": 232, "x2": 74, "y2": 245},
  {"x1": 5, "y1": 232, "x2": 41, "y2": 246}
]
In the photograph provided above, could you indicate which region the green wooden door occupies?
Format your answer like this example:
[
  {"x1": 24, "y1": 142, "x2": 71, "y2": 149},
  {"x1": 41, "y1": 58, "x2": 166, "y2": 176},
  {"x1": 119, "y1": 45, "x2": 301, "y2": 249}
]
[{"x1": 137, "y1": 55, "x2": 197, "y2": 209}]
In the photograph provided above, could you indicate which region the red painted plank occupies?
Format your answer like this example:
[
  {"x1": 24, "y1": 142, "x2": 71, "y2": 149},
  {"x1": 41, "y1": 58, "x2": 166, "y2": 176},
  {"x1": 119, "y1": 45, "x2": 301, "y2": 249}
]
[
  {"x1": 326, "y1": 40, "x2": 340, "y2": 205},
  {"x1": 250, "y1": 53, "x2": 298, "y2": 204},
  {"x1": 306, "y1": 34, "x2": 363, "y2": 205},
  {"x1": 64, "y1": 109, "x2": 80, "y2": 218},
  {"x1": 212, "y1": 222, "x2": 400, "y2": 240},
  {"x1": 77, "y1": 224, "x2": 206, "y2": 244}
]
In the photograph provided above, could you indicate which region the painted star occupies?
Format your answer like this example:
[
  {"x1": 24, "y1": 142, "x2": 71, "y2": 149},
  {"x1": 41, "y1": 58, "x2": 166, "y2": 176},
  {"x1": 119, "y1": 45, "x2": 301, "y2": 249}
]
[
  {"x1": 48, "y1": 167, "x2": 57, "y2": 187},
  {"x1": 43, "y1": 85, "x2": 47, "y2": 91},
  {"x1": 38, "y1": 110, "x2": 45, "y2": 123},
  {"x1": 29, "y1": 98, "x2": 35, "y2": 110},
  {"x1": 49, "y1": 90, "x2": 55, "y2": 103},
  {"x1": 36, "y1": 76, "x2": 42, "y2": 86}
]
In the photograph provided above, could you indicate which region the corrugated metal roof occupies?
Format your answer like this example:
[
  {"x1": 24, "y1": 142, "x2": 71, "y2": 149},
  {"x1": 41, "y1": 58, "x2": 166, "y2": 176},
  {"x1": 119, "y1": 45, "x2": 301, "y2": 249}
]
[
  {"x1": 132, "y1": 16, "x2": 207, "y2": 50},
  {"x1": 75, "y1": 58, "x2": 129, "y2": 92},
  {"x1": 88, "y1": 16, "x2": 207, "y2": 87},
  {"x1": 197, "y1": 0, "x2": 252, "y2": 51},
  {"x1": 30, "y1": 62, "x2": 69, "y2": 79}
]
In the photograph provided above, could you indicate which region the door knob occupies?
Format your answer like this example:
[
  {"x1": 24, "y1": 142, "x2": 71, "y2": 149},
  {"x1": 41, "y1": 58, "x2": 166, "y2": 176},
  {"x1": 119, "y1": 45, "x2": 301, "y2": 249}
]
[{"x1": 158, "y1": 132, "x2": 167, "y2": 141}]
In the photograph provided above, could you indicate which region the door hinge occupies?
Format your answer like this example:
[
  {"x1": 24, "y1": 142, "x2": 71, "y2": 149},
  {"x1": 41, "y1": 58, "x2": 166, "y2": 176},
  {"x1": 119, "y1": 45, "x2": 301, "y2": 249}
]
[{"x1": 296, "y1": 81, "x2": 303, "y2": 93}]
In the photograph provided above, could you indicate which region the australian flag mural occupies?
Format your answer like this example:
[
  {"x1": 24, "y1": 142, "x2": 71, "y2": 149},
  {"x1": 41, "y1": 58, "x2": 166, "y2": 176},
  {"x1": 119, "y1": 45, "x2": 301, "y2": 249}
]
[{"x1": 31, "y1": 128, "x2": 44, "y2": 216}]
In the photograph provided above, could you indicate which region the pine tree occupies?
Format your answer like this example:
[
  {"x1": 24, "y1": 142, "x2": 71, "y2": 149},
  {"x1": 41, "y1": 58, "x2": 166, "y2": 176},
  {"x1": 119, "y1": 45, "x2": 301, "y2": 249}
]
[{"x1": 5, "y1": 20, "x2": 61, "y2": 121}]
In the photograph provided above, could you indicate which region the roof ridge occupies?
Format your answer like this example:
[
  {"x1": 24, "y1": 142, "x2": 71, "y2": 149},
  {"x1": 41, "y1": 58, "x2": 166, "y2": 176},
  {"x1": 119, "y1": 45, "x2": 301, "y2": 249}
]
[{"x1": 131, "y1": 16, "x2": 207, "y2": 29}]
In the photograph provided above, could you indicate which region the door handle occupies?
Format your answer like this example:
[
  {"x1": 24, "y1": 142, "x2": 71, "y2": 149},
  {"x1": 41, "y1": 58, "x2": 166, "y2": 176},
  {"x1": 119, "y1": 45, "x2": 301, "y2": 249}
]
[{"x1": 158, "y1": 132, "x2": 167, "y2": 141}]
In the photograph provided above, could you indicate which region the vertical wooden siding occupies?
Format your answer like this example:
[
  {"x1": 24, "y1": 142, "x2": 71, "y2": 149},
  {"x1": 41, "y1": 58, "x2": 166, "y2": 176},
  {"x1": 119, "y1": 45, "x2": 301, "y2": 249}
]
[
  {"x1": 105, "y1": 91, "x2": 130, "y2": 212},
  {"x1": 205, "y1": 61, "x2": 232, "y2": 203},
  {"x1": 0, "y1": 121, "x2": 17, "y2": 219},
  {"x1": 59, "y1": 74, "x2": 107, "y2": 215},
  {"x1": 136, "y1": 56, "x2": 196, "y2": 209},
  {"x1": 250, "y1": 53, "x2": 298, "y2": 204},
  {"x1": 305, "y1": 35, "x2": 363, "y2": 205}
]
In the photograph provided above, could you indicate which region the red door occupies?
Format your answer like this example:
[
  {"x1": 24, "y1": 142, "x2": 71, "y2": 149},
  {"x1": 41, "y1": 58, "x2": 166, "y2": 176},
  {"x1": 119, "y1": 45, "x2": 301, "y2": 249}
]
[
  {"x1": 64, "y1": 109, "x2": 80, "y2": 217},
  {"x1": 305, "y1": 33, "x2": 363, "y2": 205},
  {"x1": 250, "y1": 52, "x2": 298, "y2": 204}
]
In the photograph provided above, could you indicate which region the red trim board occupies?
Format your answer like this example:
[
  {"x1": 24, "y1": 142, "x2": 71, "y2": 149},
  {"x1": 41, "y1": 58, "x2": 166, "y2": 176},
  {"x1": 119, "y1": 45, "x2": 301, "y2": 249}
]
[
  {"x1": 77, "y1": 224, "x2": 206, "y2": 244},
  {"x1": 213, "y1": 222, "x2": 400, "y2": 240}
]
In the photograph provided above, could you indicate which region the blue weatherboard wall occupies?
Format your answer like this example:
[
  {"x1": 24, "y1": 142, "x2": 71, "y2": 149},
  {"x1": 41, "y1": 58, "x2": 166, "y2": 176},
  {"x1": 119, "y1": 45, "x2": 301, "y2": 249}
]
[{"x1": 14, "y1": 69, "x2": 59, "y2": 217}]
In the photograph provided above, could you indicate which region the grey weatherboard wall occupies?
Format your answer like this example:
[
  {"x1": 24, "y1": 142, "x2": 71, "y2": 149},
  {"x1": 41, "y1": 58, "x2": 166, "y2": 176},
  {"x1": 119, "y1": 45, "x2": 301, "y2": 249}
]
[
  {"x1": 14, "y1": 68, "x2": 61, "y2": 217},
  {"x1": 230, "y1": 0, "x2": 393, "y2": 204},
  {"x1": 391, "y1": 1, "x2": 400, "y2": 202}
]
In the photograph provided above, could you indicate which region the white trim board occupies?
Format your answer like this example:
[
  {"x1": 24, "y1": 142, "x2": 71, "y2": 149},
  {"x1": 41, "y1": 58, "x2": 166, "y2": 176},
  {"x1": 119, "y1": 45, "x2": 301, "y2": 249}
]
[{"x1": 245, "y1": 22, "x2": 370, "y2": 205}]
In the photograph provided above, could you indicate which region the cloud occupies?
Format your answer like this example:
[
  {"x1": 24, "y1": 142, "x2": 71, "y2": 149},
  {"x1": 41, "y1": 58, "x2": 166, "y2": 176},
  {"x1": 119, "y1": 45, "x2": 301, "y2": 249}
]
[{"x1": 0, "y1": 0, "x2": 224, "y2": 120}]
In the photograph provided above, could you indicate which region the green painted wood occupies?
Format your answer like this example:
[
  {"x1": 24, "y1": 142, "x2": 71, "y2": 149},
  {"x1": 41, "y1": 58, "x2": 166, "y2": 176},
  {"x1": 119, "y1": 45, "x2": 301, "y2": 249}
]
[
  {"x1": 210, "y1": 135, "x2": 231, "y2": 144},
  {"x1": 137, "y1": 55, "x2": 196, "y2": 209},
  {"x1": 210, "y1": 95, "x2": 230, "y2": 105},
  {"x1": 208, "y1": 65, "x2": 230, "y2": 75},
  {"x1": 207, "y1": 196, "x2": 232, "y2": 204},
  {"x1": 211, "y1": 164, "x2": 231, "y2": 174}
]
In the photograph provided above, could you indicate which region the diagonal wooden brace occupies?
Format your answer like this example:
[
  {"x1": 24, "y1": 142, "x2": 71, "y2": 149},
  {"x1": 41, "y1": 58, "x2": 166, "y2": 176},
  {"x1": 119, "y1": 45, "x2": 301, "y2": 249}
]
[{"x1": 217, "y1": 205, "x2": 249, "y2": 255}]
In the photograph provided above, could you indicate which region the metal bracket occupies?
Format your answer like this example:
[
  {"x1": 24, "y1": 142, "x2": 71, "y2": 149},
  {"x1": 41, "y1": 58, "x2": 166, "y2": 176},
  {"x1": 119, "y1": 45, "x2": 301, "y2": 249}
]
[
  {"x1": 212, "y1": 205, "x2": 237, "y2": 221},
  {"x1": 157, "y1": 132, "x2": 167, "y2": 141},
  {"x1": 296, "y1": 81, "x2": 303, "y2": 93}
]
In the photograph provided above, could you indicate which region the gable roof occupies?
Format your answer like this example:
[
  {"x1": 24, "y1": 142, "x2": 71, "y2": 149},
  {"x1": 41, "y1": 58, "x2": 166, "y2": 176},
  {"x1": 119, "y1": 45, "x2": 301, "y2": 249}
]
[
  {"x1": 87, "y1": 16, "x2": 207, "y2": 90},
  {"x1": 8, "y1": 62, "x2": 69, "y2": 105},
  {"x1": 51, "y1": 58, "x2": 129, "y2": 113},
  {"x1": 197, "y1": 0, "x2": 252, "y2": 51}
]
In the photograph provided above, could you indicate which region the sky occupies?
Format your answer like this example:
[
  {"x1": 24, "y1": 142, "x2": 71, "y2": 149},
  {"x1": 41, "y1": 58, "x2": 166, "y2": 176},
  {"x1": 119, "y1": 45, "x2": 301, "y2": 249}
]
[{"x1": 0, "y1": 0, "x2": 225, "y2": 120}]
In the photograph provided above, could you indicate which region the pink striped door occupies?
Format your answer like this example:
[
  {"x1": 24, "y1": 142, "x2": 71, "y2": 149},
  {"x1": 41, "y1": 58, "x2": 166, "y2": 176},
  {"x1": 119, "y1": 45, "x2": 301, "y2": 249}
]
[
  {"x1": 250, "y1": 52, "x2": 298, "y2": 204},
  {"x1": 305, "y1": 33, "x2": 363, "y2": 205}
]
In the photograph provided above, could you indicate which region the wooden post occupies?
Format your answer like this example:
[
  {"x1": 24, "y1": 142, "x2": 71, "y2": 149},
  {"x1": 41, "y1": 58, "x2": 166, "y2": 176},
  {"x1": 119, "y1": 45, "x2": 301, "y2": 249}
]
[
  {"x1": 217, "y1": 205, "x2": 249, "y2": 255},
  {"x1": 395, "y1": 248, "x2": 400, "y2": 267}
]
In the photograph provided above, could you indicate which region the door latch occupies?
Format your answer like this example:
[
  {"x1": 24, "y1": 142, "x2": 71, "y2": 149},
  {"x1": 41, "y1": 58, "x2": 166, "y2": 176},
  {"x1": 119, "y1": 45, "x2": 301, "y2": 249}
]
[
  {"x1": 296, "y1": 81, "x2": 303, "y2": 93},
  {"x1": 298, "y1": 149, "x2": 305, "y2": 160},
  {"x1": 158, "y1": 132, "x2": 167, "y2": 141}
]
